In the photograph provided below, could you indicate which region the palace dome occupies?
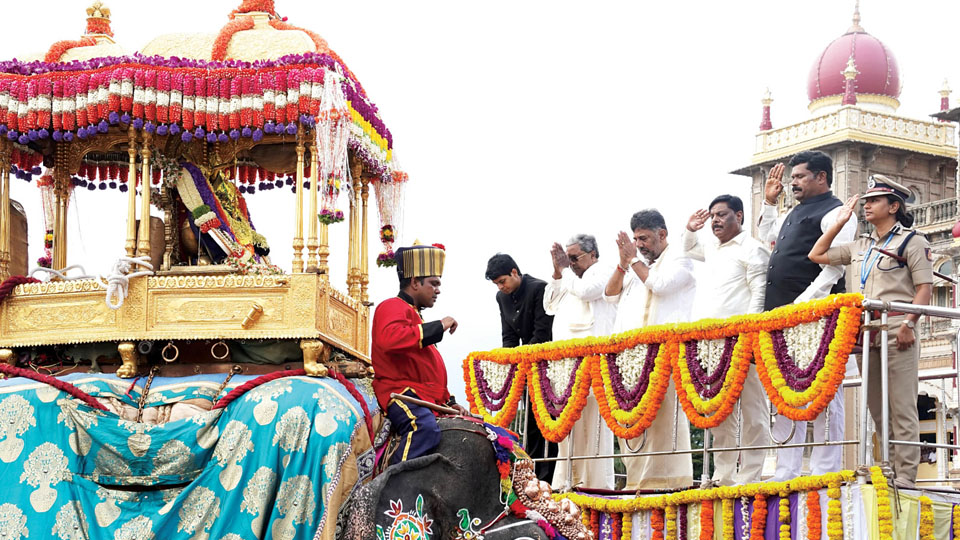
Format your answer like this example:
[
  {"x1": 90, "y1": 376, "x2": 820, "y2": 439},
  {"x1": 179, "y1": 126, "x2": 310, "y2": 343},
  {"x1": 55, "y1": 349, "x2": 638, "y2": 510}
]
[{"x1": 806, "y1": 10, "x2": 901, "y2": 113}]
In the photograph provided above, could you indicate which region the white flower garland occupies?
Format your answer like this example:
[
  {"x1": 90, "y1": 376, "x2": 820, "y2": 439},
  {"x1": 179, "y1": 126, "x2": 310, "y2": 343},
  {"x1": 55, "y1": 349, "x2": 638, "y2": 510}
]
[
  {"x1": 479, "y1": 360, "x2": 513, "y2": 393},
  {"x1": 616, "y1": 345, "x2": 648, "y2": 389},
  {"x1": 545, "y1": 358, "x2": 577, "y2": 398},
  {"x1": 698, "y1": 338, "x2": 726, "y2": 377},
  {"x1": 783, "y1": 317, "x2": 827, "y2": 370}
]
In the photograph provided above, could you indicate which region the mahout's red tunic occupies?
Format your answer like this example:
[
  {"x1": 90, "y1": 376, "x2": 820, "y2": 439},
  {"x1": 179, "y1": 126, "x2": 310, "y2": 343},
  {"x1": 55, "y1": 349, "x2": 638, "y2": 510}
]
[{"x1": 371, "y1": 293, "x2": 450, "y2": 410}]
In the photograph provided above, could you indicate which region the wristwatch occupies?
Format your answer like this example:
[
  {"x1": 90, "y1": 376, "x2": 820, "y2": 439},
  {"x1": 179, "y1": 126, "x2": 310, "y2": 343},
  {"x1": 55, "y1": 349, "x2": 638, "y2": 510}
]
[{"x1": 904, "y1": 320, "x2": 916, "y2": 329}]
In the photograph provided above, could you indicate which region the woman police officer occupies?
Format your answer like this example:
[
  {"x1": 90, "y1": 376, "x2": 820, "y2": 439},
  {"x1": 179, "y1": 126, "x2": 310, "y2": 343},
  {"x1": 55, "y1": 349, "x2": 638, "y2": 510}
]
[{"x1": 808, "y1": 175, "x2": 933, "y2": 487}]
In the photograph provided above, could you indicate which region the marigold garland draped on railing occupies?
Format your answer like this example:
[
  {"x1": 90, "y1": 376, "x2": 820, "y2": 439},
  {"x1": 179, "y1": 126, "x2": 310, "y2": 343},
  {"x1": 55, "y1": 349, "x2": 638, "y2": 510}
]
[{"x1": 463, "y1": 293, "x2": 863, "y2": 442}]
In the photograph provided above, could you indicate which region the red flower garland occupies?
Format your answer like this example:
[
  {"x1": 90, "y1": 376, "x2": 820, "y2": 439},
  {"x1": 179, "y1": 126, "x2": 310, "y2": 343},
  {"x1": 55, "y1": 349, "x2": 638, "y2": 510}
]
[
  {"x1": 44, "y1": 37, "x2": 97, "y2": 63},
  {"x1": 212, "y1": 17, "x2": 256, "y2": 61}
]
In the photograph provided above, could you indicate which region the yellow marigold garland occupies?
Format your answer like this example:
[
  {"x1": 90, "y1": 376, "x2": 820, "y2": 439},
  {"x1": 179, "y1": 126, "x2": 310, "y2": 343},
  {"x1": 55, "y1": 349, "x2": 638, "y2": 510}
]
[
  {"x1": 622, "y1": 512, "x2": 632, "y2": 540},
  {"x1": 722, "y1": 498, "x2": 735, "y2": 540},
  {"x1": 953, "y1": 504, "x2": 960, "y2": 539},
  {"x1": 674, "y1": 333, "x2": 753, "y2": 429},
  {"x1": 826, "y1": 480, "x2": 843, "y2": 540},
  {"x1": 870, "y1": 466, "x2": 893, "y2": 540},
  {"x1": 778, "y1": 492, "x2": 790, "y2": 540},
  {"x1": 665, "y1": 505, "x2": 677, "y2": 540},
  {"x1": 462, "y1": 353, "x2": 527, "y2": 425},
  {"x1": 918, "y1": 496, "x2": 934, "y2": 540},
  {"x1": 527, "y1": 354, "x2": 595, "y2": 442}
]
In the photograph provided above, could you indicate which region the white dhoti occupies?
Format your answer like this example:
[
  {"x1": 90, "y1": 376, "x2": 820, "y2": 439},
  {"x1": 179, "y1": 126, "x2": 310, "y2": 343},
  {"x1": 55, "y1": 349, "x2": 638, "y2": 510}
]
[
  {"x1": 551, "y1": 394, "x2": 614, "y2": 490},
  {"x1": 620, "y1": 380, "x2": 693, "y2": 490},
  {"x1": 772, "y1": 387, "x2": 845, "y2": 481},
  {"x1": 711, "y1": 365, "x2": 769, "y2": 485}
]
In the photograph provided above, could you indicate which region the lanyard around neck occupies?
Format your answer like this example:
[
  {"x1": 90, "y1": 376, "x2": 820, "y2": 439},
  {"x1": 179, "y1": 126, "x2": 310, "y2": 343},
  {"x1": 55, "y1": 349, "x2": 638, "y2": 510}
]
[{"x1": 859, "y1": 233, "x2": 895, "y2": 291}]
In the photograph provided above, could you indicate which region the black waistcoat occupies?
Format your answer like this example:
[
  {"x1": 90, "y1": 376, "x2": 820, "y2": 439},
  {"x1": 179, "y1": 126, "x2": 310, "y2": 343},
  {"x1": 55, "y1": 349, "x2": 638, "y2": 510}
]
[{"x1": 763, "y1": 191, "x2": 846, "y2": 310}]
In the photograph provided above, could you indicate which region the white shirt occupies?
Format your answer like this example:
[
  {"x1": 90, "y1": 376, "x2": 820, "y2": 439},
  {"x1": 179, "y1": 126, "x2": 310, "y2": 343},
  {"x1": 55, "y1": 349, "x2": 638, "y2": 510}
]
[
  {"x1": 757, "y1": 200, "x2": 857, "y2": 303},
  {"x1": 682, "y1": 229, "x2": 770, "y2": 319},
  {"x1": 543, "y1": 262, "x2": 618, "y2": 340},
  {"x1": 604, "y1": 243, "x2": 695, "y2": 333}
]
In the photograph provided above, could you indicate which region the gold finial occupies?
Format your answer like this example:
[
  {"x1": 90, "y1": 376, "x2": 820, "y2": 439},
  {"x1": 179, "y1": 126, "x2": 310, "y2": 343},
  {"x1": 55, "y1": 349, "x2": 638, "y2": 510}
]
[
  {"x1": 941, "y1": 78, "x2": 952, "y2": 97},
  {"x1": 762, "y1": 87, "x2": 773, "y2": 105},
  {"x1": 847, "y1": 0, "x2": 864, "y2": 33},
  {"x1": 843, "y1": 56, "x2": 859, "y2": 80},
  {"x1": 86, "y1": 0, "x2": 110, "y2": 20}
]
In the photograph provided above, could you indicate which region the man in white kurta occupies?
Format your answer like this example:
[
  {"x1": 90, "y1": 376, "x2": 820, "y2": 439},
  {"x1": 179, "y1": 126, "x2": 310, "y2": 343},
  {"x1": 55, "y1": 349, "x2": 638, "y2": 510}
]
[
  {"x1": 760, "y1": 154, "x2": 856, "y2": 481},
  {"x1": 605, "y1": 210, "x2": 695, "y2": 490},
  {"x1": 684, "y1": 195, "x2": 770, "y2": 486},
  {"x1": 544, "y1": 234, "x2": 617, "y2": 490}
]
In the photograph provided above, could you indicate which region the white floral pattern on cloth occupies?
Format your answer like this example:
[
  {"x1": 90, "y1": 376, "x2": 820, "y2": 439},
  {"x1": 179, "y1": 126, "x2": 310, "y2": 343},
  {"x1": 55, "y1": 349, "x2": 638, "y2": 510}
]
[
  {"x1": 20, "y1": 442, "x2": 70, "y2": 512},
  {"x1": 0, "y1": 394, "x2": 36, "y2": 463},
  {"x1": 0, "y1": 503, "x2": 29, "y2": 539},
  {"x1": 53, "y1": 501, "x2": 88, "y2": 540},
  {"x1": 545, "y1": 357, "x2": 578, "y2": 397},
  {"x1": 696, "y1": 338, "x2": 726, "y2": 377},
  {"x1": 177, "y1": 486, "x2": 221, "y2": 538},
  {"x1": 616, "y1": 345, "x2": 648, "y2": 389},
  {"x1": 782, "y1": 317, "x2": 827, "y2": 370},
  {"x1": 245, "y1": 379, "x2": 294, "y2": 425},
  {"x1": 0, "y1": 373, "x2": 374, "y2": 539}
]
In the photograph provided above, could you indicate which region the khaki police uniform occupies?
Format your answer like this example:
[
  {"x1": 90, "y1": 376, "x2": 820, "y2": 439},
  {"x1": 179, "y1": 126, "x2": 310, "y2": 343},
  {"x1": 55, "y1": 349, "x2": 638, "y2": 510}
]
[{"x1": 826, "y1": 223, "x2": 933, "y2": 482}]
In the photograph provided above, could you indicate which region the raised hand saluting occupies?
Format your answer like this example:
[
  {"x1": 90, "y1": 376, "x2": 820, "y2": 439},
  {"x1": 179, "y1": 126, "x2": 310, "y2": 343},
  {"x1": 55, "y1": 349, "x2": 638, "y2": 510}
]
[
  {"x1": 764, "y1": 163, "x2": 786, "y2": 205},
  {"x1": 687, "y1": 209, "x2": 711, "y2": 232}
]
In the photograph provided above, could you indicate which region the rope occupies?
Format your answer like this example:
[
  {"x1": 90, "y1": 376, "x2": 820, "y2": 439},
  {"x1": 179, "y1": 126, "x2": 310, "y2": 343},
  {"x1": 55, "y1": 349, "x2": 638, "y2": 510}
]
[
  {"x1": 211, "y1": 368, "x2": 376, "y2": 444},
  {"x1": 212, "y1": 369, "x2": 306, "y2": 409},
  {"x1": 30, "y1": 264, "x2": 96, "y2": 282},
  {"x1": 97, "y1": 256, "x2": 154, "y2": 310},
  {"x1": 0, "y1": 275, "x2": 40, "y2": 303},
  {"x1": 0, "y1": 364, "x2": 107, "y2": 411}
]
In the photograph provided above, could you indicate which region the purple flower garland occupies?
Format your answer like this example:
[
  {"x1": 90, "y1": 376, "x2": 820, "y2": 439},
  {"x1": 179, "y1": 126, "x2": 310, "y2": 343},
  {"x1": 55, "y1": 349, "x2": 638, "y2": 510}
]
[
  {"x1": 770, "y1": 312, "x2": 839, "y2": 391},
  {"x1": 604, "y1": 344, "x2": 659, "y2": 410},
  {"x1": 536, "y1": 358, "x2": 583, "y2": 417},
  {"x1": 685, "y1": 337, "x2": 737, "y2": 399},
  {"x1": 473, "y1": 361, "x2": 518, "y2": 411}
]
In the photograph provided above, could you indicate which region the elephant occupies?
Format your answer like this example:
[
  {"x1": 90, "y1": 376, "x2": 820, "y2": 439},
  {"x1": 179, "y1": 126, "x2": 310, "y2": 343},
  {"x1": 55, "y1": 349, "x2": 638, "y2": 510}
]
[{"x1": 340, "y1": 417, "x2": 567, "y2": 540}]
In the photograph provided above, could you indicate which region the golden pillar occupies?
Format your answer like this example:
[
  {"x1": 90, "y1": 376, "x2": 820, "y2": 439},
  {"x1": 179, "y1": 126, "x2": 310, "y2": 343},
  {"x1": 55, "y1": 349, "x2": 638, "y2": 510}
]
[
  {"x1": 360, "y1": 177, "x2": 370, "y2": 304},
  {"x1": 314, "y1": 139, "x2": 329, "y2": 277},
  {"x1": 52, "y1": 144, "x2": 70, "y2": 272},
  {"x1": 0, "y1": 139, "x2": 10, "y2": 280},
  {"x1": 347, "y1": 159, "x2": 363, "y2": 299},
  {"x1": 306, "y1": 138, "x2": 319, "y2": 272},
  {"x1": 125, "y1": 125, "x2": 139, "y2": 257},
  {"x1": 137, "y1": 131, "x2": 153, "y2": 258},
  {"x1": 291, "y1": 128, "x2": 305, "y2": 273}
]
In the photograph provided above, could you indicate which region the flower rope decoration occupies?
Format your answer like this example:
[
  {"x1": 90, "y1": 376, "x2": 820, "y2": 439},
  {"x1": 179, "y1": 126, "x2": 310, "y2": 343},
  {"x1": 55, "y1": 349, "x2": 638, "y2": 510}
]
[
  {"x1": 918, "y1": 496, "x2": 934, "y2": 540},
  {"x1": 464, "y1": 293, "x2": 864, "y2": 438},
  {"x1": 777, "y1": 492, "x2": 790, "y2": 540},
  {"x1": 674, "y1": 333, "x2": 752, "y2": 429},
  {"x1": 665, "y1": 505, "x2": 677, "y2": 540},
  {"x1": 722, "y1": 498, "x2": 734, "y2": 540},
  {"x1": 699, "y1": 501, "x2": 713, "y2": 540},
  {"x1": 806, "y1": 491, "x2": 821, "y2": 540},
  {"x1": 463, "y1": 353, "x2": 526, "y2": 425},
  {"x1": 651, "y1": 507, "x2": 665, "y2": 540},
  {"x1": 872, "y1": 466, "x2": 893, "y2": 540},
  {"x1": 754, "y1": 295, "x2": 862, "y2": 421},
  {"x1": 826, "y1": 478, "x2": 843, "y2": 540},
  {"x1": 954, "y1": 504, "x2": 960, "y2": 539},
  {"x1": 749, "y1": 494, "x2": 767, "y2": 540}
]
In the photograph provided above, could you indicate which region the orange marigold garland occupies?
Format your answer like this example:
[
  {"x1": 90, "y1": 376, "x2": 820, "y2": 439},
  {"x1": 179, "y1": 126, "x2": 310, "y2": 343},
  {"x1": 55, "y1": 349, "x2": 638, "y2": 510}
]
[
  {"x1": 699, "y1": 500, "x2": 714, "y2": 540},
  {"x1": 44, "y1": 37, "x2": 98, "y2": 63},
  {"x1": 806, "y1": 491, "x2": 821, "y2": 540},
  {"x1": 749, "y1": 494, "x2": 767, "y2": 540},
  {"x1": 652, "y1": 507, "x2": 665, "y2": 540}
]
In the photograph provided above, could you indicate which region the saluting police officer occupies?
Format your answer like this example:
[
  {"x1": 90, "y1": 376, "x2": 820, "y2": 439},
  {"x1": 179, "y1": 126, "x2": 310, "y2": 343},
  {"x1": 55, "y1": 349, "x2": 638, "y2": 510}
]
[{"x1": 808, "y1": 175, "x2": 933, "y2": 488}]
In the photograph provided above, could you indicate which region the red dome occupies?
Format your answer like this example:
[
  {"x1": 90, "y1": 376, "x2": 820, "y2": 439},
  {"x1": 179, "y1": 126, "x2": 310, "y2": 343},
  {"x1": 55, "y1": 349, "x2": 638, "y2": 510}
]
[{"x1": 807, "y1": 30, "x2": 900, "y2": 102}]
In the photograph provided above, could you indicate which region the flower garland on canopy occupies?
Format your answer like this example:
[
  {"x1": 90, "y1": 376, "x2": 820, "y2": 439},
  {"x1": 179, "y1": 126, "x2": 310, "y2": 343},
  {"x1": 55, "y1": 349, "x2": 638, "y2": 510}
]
[{"x1": 464, "y1": 293, "x2": 863, "y2": 438}]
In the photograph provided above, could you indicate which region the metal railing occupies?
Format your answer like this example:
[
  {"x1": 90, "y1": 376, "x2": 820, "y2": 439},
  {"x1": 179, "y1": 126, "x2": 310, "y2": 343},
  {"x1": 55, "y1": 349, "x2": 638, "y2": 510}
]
[{"x1": 517, "y1": 298, "x2": 960, "y2": 491}]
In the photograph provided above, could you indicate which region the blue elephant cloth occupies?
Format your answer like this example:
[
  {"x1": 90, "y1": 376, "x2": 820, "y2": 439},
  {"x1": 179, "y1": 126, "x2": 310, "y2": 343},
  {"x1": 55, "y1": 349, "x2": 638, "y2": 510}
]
[{"x1": 0, "y1": 372, "x2": 377, "y2": 540}]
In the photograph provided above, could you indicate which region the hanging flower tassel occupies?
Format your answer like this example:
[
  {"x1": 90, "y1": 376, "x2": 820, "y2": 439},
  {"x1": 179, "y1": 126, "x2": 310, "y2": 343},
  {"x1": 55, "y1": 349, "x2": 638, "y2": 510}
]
[
  {"x1": 829, "y1": 475, "x2": 848, "y2": 540},
  {"x1": 918, "y1": 496, "x2": 934, "y2": 540},
  {"x1": 315, "y1": 69, "x2": 350, "y2": 223},
  {"x1": 806, "y1": 491, "x2": 821, "y2": 540}
]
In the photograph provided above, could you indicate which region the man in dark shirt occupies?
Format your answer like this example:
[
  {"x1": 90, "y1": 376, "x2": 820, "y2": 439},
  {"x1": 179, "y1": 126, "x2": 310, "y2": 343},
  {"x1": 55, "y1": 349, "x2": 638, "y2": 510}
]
[{"x1": 485, "y1": 253, "x2": 557, "y2": 480}]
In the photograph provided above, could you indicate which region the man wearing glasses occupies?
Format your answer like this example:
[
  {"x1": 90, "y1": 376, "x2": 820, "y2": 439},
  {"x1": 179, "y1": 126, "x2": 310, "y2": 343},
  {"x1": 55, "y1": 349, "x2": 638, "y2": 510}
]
[
  {"x1": 759, "y1": 150, "x2": 856, "y2": 481},
  {"x1": 543, "y1": 234, "x2": 617, "y2": 489}
]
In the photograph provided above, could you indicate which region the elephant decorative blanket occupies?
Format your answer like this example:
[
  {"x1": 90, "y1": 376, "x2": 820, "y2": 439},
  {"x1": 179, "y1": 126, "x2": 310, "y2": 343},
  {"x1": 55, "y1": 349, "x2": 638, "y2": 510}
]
[{"x1": 0, "y1": 372, "x2": 377, "y2": 540}]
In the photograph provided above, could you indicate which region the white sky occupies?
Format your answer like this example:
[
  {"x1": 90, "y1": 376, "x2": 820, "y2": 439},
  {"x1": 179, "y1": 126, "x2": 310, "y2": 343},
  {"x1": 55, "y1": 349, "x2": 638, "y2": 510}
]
[{"x1": 7, "y1": 0, "x2": 960, "y2": 402}]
